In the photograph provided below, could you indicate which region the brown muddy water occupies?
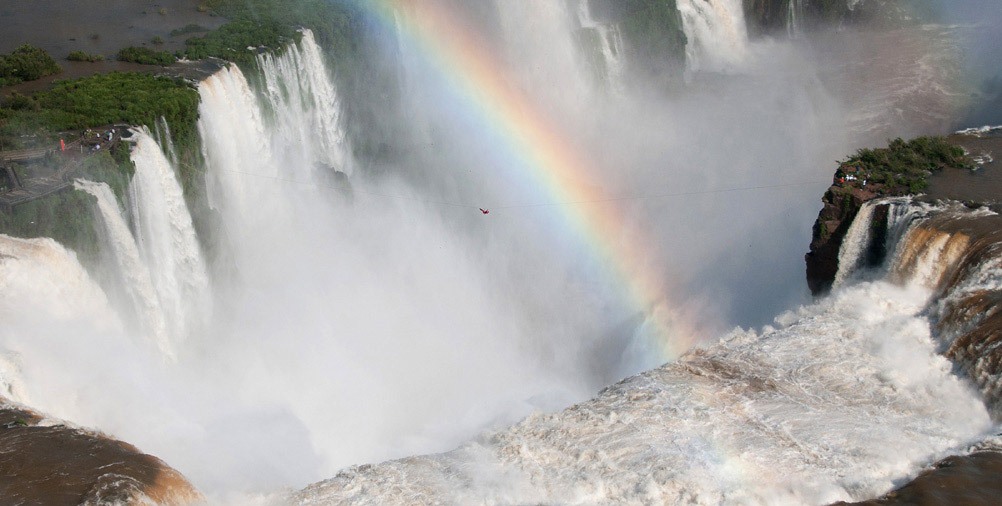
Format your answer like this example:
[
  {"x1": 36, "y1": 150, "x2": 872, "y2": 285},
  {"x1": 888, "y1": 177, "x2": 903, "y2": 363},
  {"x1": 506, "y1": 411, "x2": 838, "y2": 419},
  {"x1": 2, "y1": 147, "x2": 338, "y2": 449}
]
[
  {"x1": 0, "y1": 401, "x2": 200, "y2": 505},
  {"x1": 929, "y1": 131, "x2": 1002, "y2": 206}
]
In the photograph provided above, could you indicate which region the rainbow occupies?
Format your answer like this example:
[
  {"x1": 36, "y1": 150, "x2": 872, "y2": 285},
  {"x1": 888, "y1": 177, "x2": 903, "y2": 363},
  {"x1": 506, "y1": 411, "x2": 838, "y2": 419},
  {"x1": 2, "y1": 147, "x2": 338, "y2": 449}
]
[{"x1": 363, "y1": 0, "x2": 701, "y2": 360}]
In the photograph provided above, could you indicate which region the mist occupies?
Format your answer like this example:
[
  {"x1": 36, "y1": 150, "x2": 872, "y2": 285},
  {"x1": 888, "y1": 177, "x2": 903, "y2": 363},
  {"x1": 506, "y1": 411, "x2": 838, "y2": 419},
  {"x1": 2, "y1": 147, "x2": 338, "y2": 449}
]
[{"x1": 0, "y1": 0, "x2": 985, "y2": 499}]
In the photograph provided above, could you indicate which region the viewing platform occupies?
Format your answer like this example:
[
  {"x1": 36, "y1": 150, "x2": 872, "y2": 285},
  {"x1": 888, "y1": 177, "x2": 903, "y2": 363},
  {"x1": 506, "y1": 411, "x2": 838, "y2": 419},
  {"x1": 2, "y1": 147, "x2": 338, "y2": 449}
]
[{"x1": 0, "y1": 127, "x2": 126, "y2": 212}]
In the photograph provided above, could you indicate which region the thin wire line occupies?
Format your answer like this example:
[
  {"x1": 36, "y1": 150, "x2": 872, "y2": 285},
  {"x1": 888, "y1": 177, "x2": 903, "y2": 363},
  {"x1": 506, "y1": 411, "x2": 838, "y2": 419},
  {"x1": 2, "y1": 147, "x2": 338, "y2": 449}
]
[{"x1": 217, "y1": 168, "x2": 830, "y2": 211}]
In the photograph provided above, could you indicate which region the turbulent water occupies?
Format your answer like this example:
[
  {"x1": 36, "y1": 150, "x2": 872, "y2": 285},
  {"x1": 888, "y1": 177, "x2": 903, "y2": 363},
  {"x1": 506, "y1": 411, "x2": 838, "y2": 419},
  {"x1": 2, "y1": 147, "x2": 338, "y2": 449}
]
[
  {"x1": 297, "y1": 279, "x2": 991, "y2": 504},
  {"x1": 0, "y1": 1, "x2": 994, "y2": 503}
]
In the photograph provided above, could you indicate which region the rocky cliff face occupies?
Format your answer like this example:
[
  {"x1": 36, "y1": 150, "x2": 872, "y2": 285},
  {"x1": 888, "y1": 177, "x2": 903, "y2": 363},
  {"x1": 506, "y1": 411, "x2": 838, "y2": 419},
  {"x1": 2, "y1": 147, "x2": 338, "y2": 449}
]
[
  {"x1": 742, "y1": 0, "x2": 791, "y2": 36},
  {"x1": 805, "y1": 180, "x2": 882, "y2": 295}
]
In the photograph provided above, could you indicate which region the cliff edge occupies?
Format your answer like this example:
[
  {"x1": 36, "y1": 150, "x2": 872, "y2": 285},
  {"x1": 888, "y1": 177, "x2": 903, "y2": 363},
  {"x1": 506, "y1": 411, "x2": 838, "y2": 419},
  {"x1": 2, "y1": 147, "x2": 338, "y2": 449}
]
[{"x1": 806, "y1": 135, "x2": 979, "y2": 295}]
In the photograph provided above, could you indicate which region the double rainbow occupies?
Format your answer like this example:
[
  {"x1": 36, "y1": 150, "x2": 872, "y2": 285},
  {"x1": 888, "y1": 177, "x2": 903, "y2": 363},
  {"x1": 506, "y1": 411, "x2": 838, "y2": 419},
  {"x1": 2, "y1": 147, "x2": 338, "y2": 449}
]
[{"x1": 364, "y1": 0, "x2": 700, "y2": 360}]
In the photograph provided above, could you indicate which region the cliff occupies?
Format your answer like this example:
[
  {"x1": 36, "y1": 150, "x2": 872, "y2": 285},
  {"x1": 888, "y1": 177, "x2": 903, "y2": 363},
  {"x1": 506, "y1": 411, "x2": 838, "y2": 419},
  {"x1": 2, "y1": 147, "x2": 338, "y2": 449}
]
[{"x1": 805, "y1": 135, "x2": 976, "y2": 295}]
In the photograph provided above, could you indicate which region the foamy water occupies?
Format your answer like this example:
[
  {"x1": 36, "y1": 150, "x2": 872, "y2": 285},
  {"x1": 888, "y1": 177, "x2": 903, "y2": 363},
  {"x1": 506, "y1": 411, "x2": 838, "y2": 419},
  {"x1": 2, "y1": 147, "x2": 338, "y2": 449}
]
[{"x1": 297, "y1": 280, "x2": 992, "y2": 504}]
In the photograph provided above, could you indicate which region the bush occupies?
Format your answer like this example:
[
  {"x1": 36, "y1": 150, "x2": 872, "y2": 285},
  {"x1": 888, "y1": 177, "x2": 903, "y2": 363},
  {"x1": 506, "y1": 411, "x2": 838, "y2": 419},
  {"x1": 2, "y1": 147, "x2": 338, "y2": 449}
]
[
  {"x1": 838, "y1": 136, "x2": 973, "y2": 195},
  {"x1": 183, "y1": 18, "x2": 295, "y2": 63},
  {"x1": 1, "y1": 92, "x2": 39, "y2": 111},
  {"x1": 67, "y1": 51, "x2": 105, "y2": 62},
  {"x1": 0, "y1": 44, "x2": 61, "y2": 85},
  {"x1": 170, "y1": 24, "x2": 210, "y2": 37},
  {"x1": 117, "y1": 46, "x2": 177, "y2": 66},
  {"x1": 151, "y1": 36, "x2": 165, "y2": 45}
]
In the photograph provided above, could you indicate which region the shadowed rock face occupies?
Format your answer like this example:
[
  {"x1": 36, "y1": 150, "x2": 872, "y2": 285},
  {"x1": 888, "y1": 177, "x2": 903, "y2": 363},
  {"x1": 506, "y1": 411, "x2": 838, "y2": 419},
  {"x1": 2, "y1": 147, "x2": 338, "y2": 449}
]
[
  {"x1": 832, "y1": 451, "x2": 1002, "y2": 506},
  {"x1": 0, "y1": 402, "x2": 200, "y2": 505}
]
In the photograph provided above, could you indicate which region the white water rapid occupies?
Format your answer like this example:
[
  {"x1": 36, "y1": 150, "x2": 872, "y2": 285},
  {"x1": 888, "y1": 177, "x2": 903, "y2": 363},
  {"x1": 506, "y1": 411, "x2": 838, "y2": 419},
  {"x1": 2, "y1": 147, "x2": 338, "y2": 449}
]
[{"x1": 297, "y1": 278, "x2": 992, "y2": 504}]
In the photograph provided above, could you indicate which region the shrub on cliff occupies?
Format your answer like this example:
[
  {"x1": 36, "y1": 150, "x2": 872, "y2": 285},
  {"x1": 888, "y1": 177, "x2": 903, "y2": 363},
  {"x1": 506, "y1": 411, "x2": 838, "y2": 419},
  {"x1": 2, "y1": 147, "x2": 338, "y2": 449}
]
[
  {"x1": 183, "y1": 19, "x2": 295, "y2": 63},
  {"x1": 0, "y1": 45, "x2": 61, "y2": 86},
  {"x1": 191, "y1": 0, "x2": 355, "y2": 61},
  {"x1": 838, "y1": 136, "x2": 973, "y2": 195}
]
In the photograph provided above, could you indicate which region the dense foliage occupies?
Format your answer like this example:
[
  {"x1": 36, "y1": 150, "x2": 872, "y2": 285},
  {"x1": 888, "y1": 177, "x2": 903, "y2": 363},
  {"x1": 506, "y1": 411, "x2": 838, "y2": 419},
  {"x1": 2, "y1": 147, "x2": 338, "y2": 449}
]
[
  {"x1": 117, "y1": 46, "x2": 177, "y2": 66},
  {"x1": 67, "y1": 51, "x2": 105, "y2": 63},
  {"x1": 838, "y1": 136, "x2": 974, "y2": 194},
  {"x1": 200, "y1": 0, "x2": 354, "y2": 53},
  {"x1": 0, "y1": 72, "x2": 202, "y2": 255},
  {"x1": 170, "y1": 24, "x2": 211, "y2": 37},
  {"x1": 183, "y1": 19, "x2": 297, "y2": 64},
  {"x1": 0, "y1": 45, "x2": 61, "y2": 86}
]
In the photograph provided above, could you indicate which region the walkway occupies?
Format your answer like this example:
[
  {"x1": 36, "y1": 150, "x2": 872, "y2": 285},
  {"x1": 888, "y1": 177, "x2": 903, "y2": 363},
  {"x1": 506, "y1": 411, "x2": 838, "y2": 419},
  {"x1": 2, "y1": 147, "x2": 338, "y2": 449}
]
[{"x1": 0, "y1": 130, "x2": 122, "y2": 211}]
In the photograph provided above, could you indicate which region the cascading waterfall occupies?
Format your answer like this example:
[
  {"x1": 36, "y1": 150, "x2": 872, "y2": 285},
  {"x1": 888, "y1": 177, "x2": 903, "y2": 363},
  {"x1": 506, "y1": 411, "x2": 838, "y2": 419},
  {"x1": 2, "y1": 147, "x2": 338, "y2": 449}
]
[
  {"x1": 787, "y1": 0, "x2": 804, "y2": 37},
  {"x1": 193, "y1": 26, "x2": 615, "y2": 491},
  {"x1": 576, "y1": 0, "x2": 626, "y2": 93},
  {"x1": 129, "y1": 128, "x2": 210, "y2": 345},
  {"x1": 833, "y1": 200, "x2": 877, "y2": 287},
  {"x1": 73, "y1": 179, "x2": 169, "y2": 356},
  {"x1": 676, "y1": 0, "x2": 748, "y2": 75},
  {"x1": 256, "y1": 30, "x2": 349, "y2": 174}
]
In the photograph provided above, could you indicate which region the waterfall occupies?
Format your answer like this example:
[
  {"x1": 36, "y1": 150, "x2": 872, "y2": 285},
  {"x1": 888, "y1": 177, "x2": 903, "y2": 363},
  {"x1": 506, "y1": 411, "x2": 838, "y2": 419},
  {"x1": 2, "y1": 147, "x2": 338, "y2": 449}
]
[
  {"x1": 833, "y1": 200, "x2": 877, "y2": 287},
  {"x1": 129, "y1": 128, "x2": 210, "y2": 345},
  {"x1": 73, "y1": 179, "x2": 169, "y2": 356},
  {"x1": 787, "y1": 0, "x2": 804, "y2": 37},
  {"x1": 199, "y1": 29, "x2": 350, "y2": 227},
  {"x1": 676, "y1": 0, "x2": 748, "y2": 75},
  {"x1": 576, "y1": 0, "x2": 626, "y2": 93},
  {"x1": 256, "y1": 30, "x2": 349, "y2": 175}
]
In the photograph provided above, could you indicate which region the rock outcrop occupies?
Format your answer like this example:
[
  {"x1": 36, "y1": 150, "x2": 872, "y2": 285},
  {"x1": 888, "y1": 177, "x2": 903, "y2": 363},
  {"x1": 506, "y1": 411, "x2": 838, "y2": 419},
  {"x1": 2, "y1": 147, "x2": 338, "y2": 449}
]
[
  {"x1": 805, "y1": 178, "x2": 881, "y2": 295},
  {"x1": 0, "y1": 401, "x2": 201, "y2": 505}
]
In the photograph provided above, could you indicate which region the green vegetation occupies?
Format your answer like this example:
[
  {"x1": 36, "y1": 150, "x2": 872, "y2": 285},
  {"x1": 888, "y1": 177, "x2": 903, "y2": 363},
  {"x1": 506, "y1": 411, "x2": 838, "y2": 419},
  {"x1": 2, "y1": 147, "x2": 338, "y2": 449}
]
[
  {"x1": 837, "y1": 136, "x2": 974, "y2": 195},
  {"x1": 67, "y1": 51, "x2": 105, "y2": 63},
  {"x1": 183, "y1": 0, "x2": 355, "y2": 64},
  {"x1": 0, "y1": 72, "x2": 202, "y2": 257},
  {"x1": 0, "y1": 189, "x2": 101, "y2": 263},
  {"x1": 151, "y1": 36, "x2": 165, "y2": 46},
  {"x1": 0, "y1": 45, "x2": 61, "y2": 86},
  {"x1": 170, "y1": 24, "x2": 210, "y2": 37},
  {"x1": 117, "y1": 46, "x2": 177, "y2": 66},
  {"x1": 183, "y1": 18, "x2": 296, "y2": 64}
]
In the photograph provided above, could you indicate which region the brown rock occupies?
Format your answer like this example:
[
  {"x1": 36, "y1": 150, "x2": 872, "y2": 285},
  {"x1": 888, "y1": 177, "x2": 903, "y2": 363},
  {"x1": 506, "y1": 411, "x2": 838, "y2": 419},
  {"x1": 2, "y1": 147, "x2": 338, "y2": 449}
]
[{"x1": 0, "y1": 401, "x2": 201, "y2": 505}]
